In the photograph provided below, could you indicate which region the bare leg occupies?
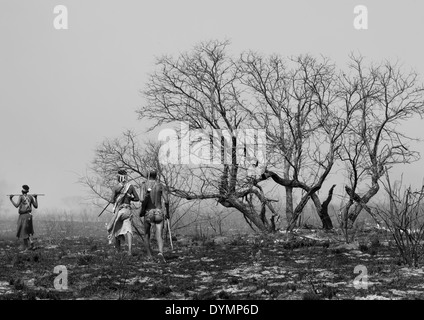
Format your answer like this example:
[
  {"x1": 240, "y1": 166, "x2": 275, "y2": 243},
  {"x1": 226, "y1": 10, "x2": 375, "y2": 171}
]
[
  {"x1": 156, "y1": 222, "x2": 166, "y2": 263},
  {"x1": 126, "y1": 233, "x2": 133, "y2": 256},
  {"x1": 115, "y1": 236, "x2": 121, "y2": 252},
  {"x1": 156, "y1": 222, "x2": 164, "y2": 254},
  {"x1": 143, "y1": 221, "x2": 152, "y2": 258},
  {"x1": 19, "y1": 239, "x2": 27, "y2": 250}
]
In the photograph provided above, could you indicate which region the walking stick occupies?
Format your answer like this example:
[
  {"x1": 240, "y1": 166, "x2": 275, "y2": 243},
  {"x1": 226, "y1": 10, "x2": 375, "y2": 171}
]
[
  {"x1": 98, "y1": 202, "x2": 111, "y2": 217},
  {"x1": 166, "y1": 218, "x2": 173, "y2": 250},
  {"x1": 6, "y1": 194, "x2": 45, "y2": 196}
]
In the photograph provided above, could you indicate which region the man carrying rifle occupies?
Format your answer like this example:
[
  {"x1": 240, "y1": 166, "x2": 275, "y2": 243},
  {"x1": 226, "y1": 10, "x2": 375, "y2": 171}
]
[
  {"x1": 140, "y1": 170, "x2": 170, "y2": 263},
  {"x1": 9, "y1": 185, "x2": 38, "y2": 251},
  {"x1": 107, "y1": 169, "x2": 139, "y2": 256}
]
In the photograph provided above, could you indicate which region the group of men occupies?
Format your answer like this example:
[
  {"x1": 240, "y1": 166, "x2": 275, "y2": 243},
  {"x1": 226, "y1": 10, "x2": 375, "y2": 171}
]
[
  {"x1": 9, "y1": 169, "x2": 170, "y2": 262},
  {"x1": 107, "y1": 169, "x2": 170, "y2": 261}
]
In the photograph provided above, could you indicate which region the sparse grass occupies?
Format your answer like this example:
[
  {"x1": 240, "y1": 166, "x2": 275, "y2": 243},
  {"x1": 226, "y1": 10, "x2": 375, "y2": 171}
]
[{"x1": 1, "y1": 218, "x2": 424, "y2": 300}]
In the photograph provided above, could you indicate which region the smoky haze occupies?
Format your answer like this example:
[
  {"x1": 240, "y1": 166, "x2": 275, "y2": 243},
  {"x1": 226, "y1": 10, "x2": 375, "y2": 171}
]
[{"x1": 1, "y1": 0, "x2": 424, "y2": 216}]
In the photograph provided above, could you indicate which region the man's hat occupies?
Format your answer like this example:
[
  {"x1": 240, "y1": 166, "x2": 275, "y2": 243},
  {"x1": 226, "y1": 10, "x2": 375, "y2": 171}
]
[
  {"x1": 117, "y1": 169, "x2": 127, "y2": 175},
  {"x1": 22, "y1": 185, "x2": 29, "y2": 191}
]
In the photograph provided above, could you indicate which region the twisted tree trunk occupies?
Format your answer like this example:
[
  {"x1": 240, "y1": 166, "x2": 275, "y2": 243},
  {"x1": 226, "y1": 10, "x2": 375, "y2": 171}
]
[{"x1": 314, "y1": 184, "x2": 336, "y2": 230}]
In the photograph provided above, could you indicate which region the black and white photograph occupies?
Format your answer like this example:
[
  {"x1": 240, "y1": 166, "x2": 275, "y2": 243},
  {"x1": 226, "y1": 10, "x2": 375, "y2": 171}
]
[{"x1": 2, "y1": 0, "x2": 424, "y2": 308}]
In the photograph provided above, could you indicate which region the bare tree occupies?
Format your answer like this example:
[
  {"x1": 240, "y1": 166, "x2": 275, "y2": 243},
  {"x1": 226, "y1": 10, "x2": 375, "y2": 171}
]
[
  {"x1": 139, "y1": 40, "x2": 278, "y2": 232},
  {"x1": 81, "y1": 130, "x2": 190, "y2": 225},
  {"x1": 239, "y1": 53, "x2": 355, "y2": 231},
  {"x1": 137, "y1": 41, "x2": 424, "y2": 234},
  {"x1": 339, "y1": 55, "x2": 424, "y2": 227},
  {"x1": 81, "y1": 130, "x2": 149, "y2": 208}
]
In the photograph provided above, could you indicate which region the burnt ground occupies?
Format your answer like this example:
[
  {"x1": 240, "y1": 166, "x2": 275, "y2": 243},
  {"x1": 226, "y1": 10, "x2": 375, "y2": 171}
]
[{"x1": 1, "y1": 219, "x2": 424, "y2": 301}]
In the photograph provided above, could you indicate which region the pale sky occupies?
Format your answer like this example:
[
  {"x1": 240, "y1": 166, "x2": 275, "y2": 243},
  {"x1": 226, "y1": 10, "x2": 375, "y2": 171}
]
[{"x1": 1, "y1": 0, "x2": 424, "y2": 212}]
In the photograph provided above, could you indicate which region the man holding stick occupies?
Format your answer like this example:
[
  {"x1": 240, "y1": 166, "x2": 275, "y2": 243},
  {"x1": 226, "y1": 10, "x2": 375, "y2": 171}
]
[
  {"x1": 107, "y1": 169, "x2": 140, "y2": 256},
  {"x1": 140, "y1": 170, "x2": 170, "y2": 263},
  {"x1": 9, "y1": 185, "x2": 38, "y2": 251}
]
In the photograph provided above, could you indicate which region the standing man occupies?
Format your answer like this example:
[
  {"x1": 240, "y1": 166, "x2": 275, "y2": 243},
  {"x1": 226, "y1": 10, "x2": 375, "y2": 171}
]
[
  {"x1": 140, "y1": 170, "x2": 170, "y2": 263},
  {"x1": 107, "y1": 169, "x2": 139, "y2": 256},
  {"x1": 9, "y1": 185, "x2": 38, "y2": 251}
]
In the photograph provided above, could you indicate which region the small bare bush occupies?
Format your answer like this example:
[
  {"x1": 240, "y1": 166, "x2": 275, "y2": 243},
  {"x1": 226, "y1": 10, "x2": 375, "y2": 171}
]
[{"x1": 374, "y1": 173, "x2": 424, "y2": 267}]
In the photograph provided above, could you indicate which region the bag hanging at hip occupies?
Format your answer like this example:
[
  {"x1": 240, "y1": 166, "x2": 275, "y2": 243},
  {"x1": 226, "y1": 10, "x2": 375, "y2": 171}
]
[{"x1": 145, "y1": 208, "x2": 164, "y2": 223}]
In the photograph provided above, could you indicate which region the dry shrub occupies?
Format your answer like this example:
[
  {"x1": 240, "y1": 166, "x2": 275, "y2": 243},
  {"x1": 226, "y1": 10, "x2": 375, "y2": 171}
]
[{"x1": 373, "y1": 173, "x2": 424, "y2": 267}]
